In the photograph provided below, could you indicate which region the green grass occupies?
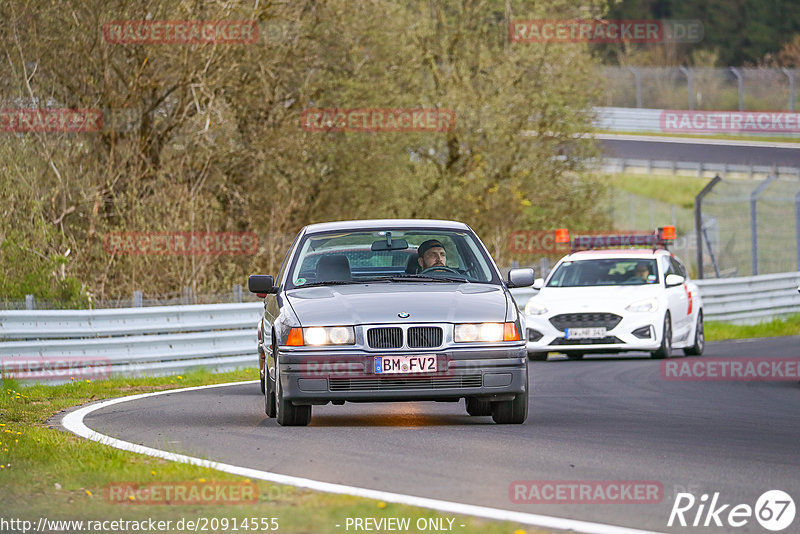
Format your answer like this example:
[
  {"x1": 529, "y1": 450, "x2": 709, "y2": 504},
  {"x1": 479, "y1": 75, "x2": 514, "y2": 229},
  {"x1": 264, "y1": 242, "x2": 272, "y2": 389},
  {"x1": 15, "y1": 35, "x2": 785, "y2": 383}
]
[
  {"x1": 0, "y1": 369, "x2": 539, "y2": 534},
  {"x1": 606, "y1": 173, "x2": 707, "y2": 209},
  {"x1": 705, "y1": 313, "x2": 800, "y2": 341}
]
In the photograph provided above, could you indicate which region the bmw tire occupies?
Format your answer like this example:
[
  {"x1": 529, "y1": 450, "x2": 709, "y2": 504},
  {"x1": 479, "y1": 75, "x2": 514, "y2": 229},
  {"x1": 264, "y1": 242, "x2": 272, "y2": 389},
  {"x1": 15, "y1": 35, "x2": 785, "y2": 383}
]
[{"x1": 275, "y1": 355, "x2": 311, "y2": 426}]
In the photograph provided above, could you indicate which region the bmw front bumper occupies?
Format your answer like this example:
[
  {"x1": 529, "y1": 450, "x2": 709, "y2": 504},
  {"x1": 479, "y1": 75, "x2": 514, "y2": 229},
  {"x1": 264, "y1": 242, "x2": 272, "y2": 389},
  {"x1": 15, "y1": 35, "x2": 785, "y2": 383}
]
[{"x1": 276, "y1": 344, "x2": 528, "y2": 404}]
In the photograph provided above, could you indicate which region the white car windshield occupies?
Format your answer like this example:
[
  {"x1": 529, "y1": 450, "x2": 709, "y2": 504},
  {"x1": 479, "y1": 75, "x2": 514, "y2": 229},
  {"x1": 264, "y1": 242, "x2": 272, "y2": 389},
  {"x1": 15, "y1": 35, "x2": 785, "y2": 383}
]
[{"x1": 547, "y1": 258, "x2": 659, "y2": 287}]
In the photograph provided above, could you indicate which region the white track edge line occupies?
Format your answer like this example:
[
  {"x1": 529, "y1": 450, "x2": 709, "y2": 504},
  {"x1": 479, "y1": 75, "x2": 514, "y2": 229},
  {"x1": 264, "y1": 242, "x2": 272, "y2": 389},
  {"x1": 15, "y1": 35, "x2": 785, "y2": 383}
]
[{"x1": 61, "y1": 380, "x2": 666, "y2": 534}]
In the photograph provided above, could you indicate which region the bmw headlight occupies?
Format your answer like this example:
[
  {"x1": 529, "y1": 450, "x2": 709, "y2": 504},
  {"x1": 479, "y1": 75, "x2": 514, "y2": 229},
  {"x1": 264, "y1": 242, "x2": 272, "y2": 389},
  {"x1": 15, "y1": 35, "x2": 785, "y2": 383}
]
[
  {"x1": 625, "y1": 297, "x2": 658, "y2": 313},
  {"x1": 454, "y1": 322, "x2": 519, "y2": 342},
  {"x1": 524, "y1": 298, "x2": 548, "y2": 316},
  {"x1": 287, "y1": 326, "x2": 355, "y2": 346}
]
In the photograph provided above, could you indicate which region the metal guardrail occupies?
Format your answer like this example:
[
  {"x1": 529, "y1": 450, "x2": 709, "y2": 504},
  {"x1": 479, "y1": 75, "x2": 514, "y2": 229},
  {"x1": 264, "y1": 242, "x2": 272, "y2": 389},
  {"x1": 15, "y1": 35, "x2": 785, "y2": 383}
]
[
  {"x1": 1, "y1": 273, "x2": 798, "y2": 381},
  {"x1": 0, "y1": 303, "x2": 263, "y2": 379},
  {"x1": 510, "y1": 271, "x2": 800, "y2": 325}
]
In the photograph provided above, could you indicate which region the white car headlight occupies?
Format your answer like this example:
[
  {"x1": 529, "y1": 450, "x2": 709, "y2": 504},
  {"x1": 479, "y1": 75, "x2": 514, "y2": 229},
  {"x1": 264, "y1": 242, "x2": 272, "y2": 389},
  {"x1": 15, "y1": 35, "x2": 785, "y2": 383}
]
[
  {"x1": 524, "y1": 299, "x2": 548, "y2": 316},
  {"x1": 625, "y1": 297, "x2": 658, "y2": 313}
]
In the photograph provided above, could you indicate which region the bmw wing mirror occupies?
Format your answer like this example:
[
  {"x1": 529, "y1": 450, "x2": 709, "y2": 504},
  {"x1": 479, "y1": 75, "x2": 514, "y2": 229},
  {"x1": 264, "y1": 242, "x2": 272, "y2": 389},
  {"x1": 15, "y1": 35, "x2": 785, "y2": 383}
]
[
  {"x1": 507, "y1": 268, "x2": 535, "y2": 288},
  {"x1": 248, "y1": 275, "x2": 275, "y2": 297}
]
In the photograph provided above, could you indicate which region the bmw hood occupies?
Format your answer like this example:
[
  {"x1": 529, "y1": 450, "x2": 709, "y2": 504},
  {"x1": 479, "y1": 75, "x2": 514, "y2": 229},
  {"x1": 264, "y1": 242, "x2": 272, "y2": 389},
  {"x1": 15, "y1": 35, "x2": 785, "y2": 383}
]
[{"x1": 286, "y1": 283, "x2": 509, "y2": 326}]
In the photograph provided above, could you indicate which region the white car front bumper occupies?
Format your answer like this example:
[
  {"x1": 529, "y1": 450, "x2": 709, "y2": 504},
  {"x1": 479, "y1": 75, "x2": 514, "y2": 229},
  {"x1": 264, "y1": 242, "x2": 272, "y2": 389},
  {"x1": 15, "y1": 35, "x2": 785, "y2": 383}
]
[{"x1": 525, "y1": 311, "x2": 664, "y2": 354}]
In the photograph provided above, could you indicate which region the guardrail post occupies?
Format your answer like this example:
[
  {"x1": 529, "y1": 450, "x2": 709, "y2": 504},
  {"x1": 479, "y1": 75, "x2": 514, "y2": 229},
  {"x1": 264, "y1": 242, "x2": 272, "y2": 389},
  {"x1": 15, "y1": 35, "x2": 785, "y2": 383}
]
[
  {"x1": 133, "y1": 291, "x2": 143, "y2": 307},
  {"x1": 730, "y1": 67, "x2": 743, "y2": 111},
  {"x1": 233, "y1": 284, "x2": 242, "y2": 303},
  {"x1": 695, "y1": 175, "x2": 723, "y2": 279},
  {"x1": 750, "y1": 175, "x2": 778, "y2": 276},
  {"x1": 25, "y1": 294, "x2": 35, "y2": 310}
]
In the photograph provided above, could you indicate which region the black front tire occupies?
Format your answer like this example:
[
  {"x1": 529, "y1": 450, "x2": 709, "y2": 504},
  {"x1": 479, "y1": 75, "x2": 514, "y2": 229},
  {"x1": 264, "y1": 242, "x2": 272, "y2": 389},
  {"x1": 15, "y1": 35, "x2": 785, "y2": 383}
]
[
  {"x1": 651, "y1": 313, "x2": 672, "y2": 359},
  {"x1": 260, "y1": 372, "x2": 266, "y2": 394},
  {"x1": 264, "y1": 370, "x2": 276, "y2": 418},
  {"x1": 465, "y1": 397, "x2": 492, "y2": 416},
  {"x1": 491, "y1": 368, "x2": 529, "y2": 424},
  {"x1": 275, "y1": 358, "x2": 311, "y2": 426},
  {"x1": 683, "y1": 311, "x2": 704, "y2": 356},
  {"x1": 565, "y1": 353, "x2": 585, "y2": 360},
  {"x1": 528, "y1": 352, "x2": 548, "y2": 361}
]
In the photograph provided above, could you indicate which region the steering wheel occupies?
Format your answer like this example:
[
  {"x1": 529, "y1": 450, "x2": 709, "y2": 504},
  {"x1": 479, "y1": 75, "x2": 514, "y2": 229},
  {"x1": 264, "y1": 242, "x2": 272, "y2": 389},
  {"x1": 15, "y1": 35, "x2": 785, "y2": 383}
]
[{"x1": 420, "y1": 266, "x2": 461, "y2": 275}]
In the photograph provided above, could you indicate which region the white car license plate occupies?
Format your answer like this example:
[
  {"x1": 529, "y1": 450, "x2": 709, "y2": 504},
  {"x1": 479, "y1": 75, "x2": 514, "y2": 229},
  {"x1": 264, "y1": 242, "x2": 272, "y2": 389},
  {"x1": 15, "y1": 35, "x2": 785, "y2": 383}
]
[
  {"x1": 565, "y1": 327, "x2": 607, "y2": 339},
  {"x1": 374, "y1": 355, "x2": 437, "y2": 374}
]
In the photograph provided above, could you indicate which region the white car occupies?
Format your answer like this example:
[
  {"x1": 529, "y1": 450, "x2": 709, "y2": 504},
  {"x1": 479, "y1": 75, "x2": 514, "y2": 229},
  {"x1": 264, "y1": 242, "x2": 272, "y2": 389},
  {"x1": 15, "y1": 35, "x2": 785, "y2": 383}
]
[{"x1": 524, "y1": 247, "x2": 704, "y2": 360}]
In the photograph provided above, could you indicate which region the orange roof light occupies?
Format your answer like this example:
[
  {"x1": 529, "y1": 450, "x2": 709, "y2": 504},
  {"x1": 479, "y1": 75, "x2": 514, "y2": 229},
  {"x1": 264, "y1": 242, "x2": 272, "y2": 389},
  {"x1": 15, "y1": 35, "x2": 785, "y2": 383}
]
[
  {"x1": 554, "y1": 228, "x2": 570, "y2": 244},
  {"x1": 286, "y1": 327, "x2": 304, "y2": 346},
  {"x1": 503, "y1": 322, "x2": 520, "y2": 341},
  {"x1": 660, "y1": 226, "x2": 676, "y2": 240}
]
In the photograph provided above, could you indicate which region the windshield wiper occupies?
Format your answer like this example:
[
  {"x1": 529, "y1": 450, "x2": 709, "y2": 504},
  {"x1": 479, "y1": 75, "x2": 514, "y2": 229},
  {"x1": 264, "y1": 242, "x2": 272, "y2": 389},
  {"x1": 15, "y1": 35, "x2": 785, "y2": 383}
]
[
  {"x1": 296, "y1": 280, "x2": 363, "y2": 288},
  {"x1": 368, "y1": 274, "x2": 469, "y2": 283}
]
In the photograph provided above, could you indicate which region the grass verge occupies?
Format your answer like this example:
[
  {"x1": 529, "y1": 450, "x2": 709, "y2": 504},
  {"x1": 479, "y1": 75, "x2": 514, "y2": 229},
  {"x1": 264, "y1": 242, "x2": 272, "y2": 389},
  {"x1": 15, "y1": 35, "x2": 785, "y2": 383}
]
[
  {"x1": 605, "y1": 173, "x2": 707, "y2": 209},
  {"x1": 0, "y1": 369, "x2": 539, "y2": 534},
  {"x1": 705, "y1": 313, "x2": 800, "y2": 341}
]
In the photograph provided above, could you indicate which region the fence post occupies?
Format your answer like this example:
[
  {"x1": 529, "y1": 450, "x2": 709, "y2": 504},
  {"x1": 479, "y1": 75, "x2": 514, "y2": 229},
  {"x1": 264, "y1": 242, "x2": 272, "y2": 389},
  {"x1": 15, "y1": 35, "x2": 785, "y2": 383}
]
[
  {"x1": 679, "y1": 66, "x2": 693, "y2": 110},
  {"x1": 730, "y1": 67, "x2": 743, "y2": 111},
  {"x1": 233, "y1": 284, "x2": 242, "y2": 303},
  {"x1": 182, "y1": 286, "x2": 194, "y2": 305},
  {"x1": 133, "y1": 291, "x2": 143, "y2": 307},
  {"x1": 695, "y1": 175, "x2": 722, "y2": 279},
  {"x1": 782, "y1": 68, "x2": 795, "y2": 111},
  {"x1": 795, "y1": 190, "x2": 800, "y2": 271},
  {"x1": 629, "y1": 66, "x2": 642, "y2": 108},
  {"x1": 25, "y1": 294, "x2": 35, "y2": 310},
  {"x1": 750, "y1": 175, "x2": 778, "y2": 276}
]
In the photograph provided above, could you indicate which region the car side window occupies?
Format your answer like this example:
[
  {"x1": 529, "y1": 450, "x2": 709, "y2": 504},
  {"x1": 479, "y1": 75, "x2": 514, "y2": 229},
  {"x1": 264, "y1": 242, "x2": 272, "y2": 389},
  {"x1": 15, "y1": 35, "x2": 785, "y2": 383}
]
[
  {"x1": 670, "y1": 257, "x2": 687, "y2": 278},
  {"x1": 661, "y1": 256, "x2": 675, "y2": 283}
]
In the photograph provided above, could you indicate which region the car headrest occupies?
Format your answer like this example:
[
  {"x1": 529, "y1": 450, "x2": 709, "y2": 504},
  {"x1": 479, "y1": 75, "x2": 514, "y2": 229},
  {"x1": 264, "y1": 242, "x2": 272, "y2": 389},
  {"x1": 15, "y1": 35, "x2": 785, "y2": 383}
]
[
  {"x1": 405, "y1": 253, "x2": 420, "y2": 274},
  {"x1": 315, "y1": 255, "x2": 351, "y2": 282}
]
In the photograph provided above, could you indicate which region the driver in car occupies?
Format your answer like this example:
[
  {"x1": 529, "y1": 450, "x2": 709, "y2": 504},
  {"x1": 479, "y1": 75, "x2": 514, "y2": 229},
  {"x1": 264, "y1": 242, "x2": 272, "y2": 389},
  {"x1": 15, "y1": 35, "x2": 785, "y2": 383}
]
[{"x1": 417, "y1": 239, "x2": 447, "y2": 270}]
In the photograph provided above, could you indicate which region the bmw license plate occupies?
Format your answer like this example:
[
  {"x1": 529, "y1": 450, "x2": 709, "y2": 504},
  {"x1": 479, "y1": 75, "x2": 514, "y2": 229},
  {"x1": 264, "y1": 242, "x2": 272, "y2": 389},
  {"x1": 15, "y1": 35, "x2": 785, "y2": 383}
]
[
  {"x1": 565, "y1": 327, "x2": 607, "y2": 339},
  {"x1": 374, "y1": 355, "x2": 437, "y2": 374}
]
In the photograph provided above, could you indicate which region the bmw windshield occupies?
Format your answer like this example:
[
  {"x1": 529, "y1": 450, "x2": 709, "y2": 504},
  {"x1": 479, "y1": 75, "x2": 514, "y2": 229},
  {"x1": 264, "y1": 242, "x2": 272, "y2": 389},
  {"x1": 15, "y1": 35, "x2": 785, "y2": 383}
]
[{"x1": 286, "y1": 229, "x2": 500, "y2": 289}]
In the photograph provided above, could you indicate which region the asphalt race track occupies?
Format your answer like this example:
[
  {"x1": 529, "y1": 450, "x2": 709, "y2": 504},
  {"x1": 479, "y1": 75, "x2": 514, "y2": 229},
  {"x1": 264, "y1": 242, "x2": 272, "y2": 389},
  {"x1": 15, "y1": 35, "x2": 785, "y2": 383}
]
[
  {"x1": 71, "y1": 337, "x2": 800, "y2": 533},
  {"x1": 599, "y1": 137, "x2": 800, "y2": 167}
]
